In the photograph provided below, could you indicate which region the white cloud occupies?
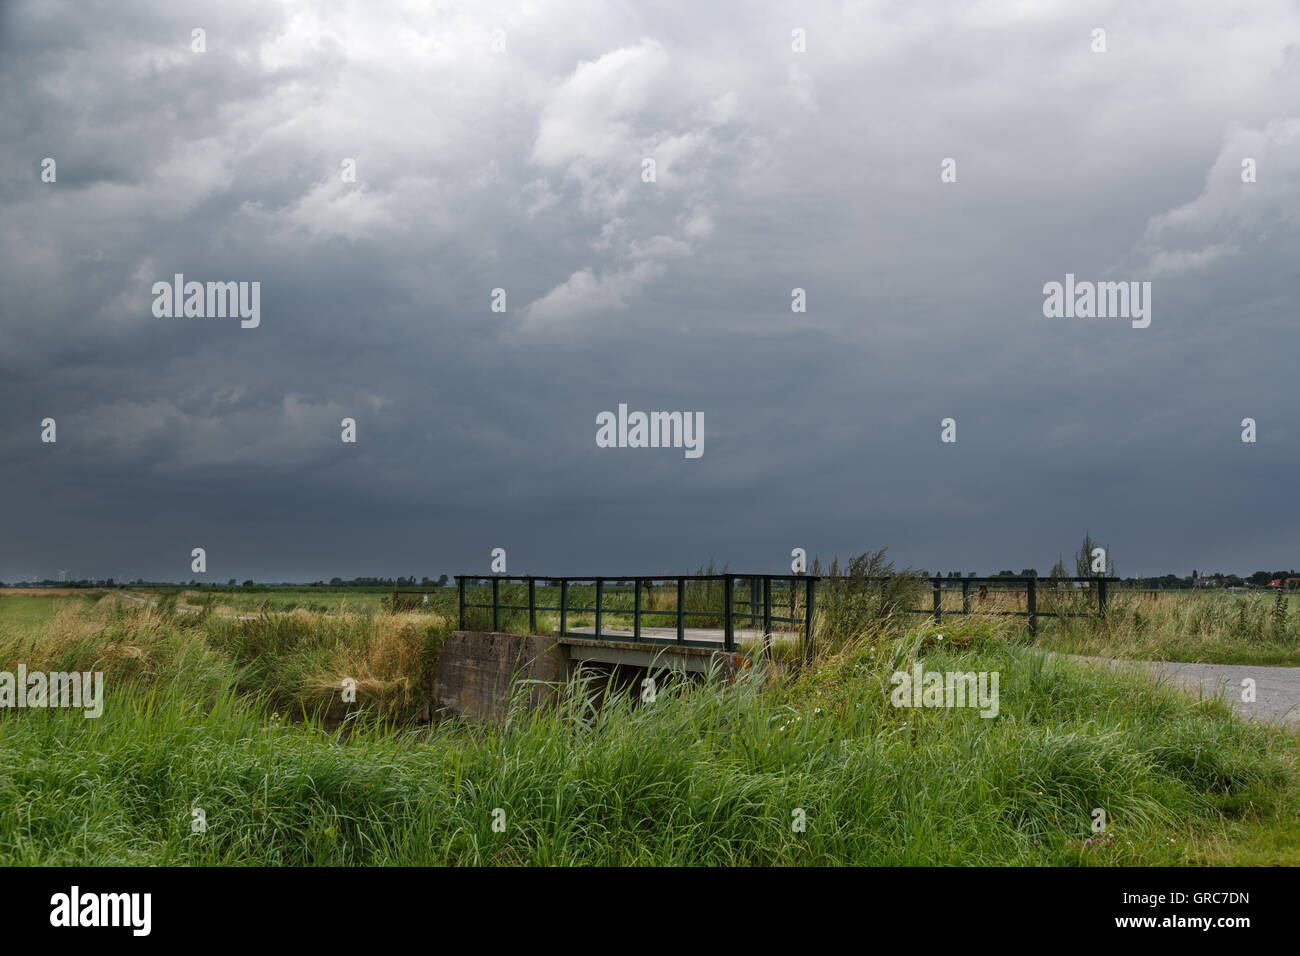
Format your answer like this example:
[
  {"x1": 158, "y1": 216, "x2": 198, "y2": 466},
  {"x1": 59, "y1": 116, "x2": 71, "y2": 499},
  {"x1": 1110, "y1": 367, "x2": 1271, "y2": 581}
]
[
  {"x1": 520, "y1": 260, "x2": 663, "y2": 327},
  {"x1": 531, "y1": 39, "x2": 669, "y2": 167},
  {"x1": 1137, "y1": 118, "x2": 1300, "y2": 274},
  {"x1": 1145, "y1": 243, "x2": 1237, "y2": 277}
]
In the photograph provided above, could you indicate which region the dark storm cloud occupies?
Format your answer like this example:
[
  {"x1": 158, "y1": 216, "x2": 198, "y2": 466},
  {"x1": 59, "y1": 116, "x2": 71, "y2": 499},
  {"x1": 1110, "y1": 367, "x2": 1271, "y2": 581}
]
[{"x1": 2, "y1": 0, "x2": 1299, "y2": 582}]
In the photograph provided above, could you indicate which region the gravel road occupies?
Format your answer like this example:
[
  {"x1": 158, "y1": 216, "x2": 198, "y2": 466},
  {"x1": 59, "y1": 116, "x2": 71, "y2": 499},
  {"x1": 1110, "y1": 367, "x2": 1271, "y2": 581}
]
[{"x1": 1068, "y1": 655, "x2": 1300, "y2": 726}]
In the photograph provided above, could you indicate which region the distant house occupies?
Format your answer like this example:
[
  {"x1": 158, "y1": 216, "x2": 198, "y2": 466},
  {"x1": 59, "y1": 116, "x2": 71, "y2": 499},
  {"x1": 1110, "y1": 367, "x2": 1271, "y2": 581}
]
[{"x1": 1267, "y1": 578, "x2": 1300, "y2": 590}]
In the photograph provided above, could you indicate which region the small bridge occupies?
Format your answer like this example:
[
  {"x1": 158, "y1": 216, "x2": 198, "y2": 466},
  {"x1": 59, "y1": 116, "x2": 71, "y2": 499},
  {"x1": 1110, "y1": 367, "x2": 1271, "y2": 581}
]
[
  {"x1": 455, "y1": 573, "x2": 818, "y2": 665},
  {"x1": 425, "y1": 572, "x2": 1115, "y2": 721},
  {"x1": 424, "y1": 574, "x2": 818, "y2": 720}
]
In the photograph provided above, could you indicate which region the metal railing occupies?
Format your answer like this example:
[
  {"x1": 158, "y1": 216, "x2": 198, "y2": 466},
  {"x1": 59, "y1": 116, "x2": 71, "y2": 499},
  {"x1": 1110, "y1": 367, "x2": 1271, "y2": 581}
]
[
  {"x1": 842, "y1": 575, "x2": 1114, "y2": 636},
  {"x1": 456, "y1": 574, "x2": 819, "y2": 663},
  {"x1": 451, "y1": 572, "x2": 1113, "y2": 661}
]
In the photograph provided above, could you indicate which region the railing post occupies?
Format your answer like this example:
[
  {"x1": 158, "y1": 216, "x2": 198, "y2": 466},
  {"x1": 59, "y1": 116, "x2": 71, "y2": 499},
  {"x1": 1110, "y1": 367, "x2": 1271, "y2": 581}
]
[
  {"x1": 1027, "y1": 577, "x2": 1037, "y2": 636},
  {"x1": 595, "y1": 579, "x2": 603, "y2": 638},
  {"x1": 1098, "y1": 578, "x2": 1108, "y2": 619},
  {"x1": 962, "y1": 579, "x2": 970, "y2": 614},
  {"x1": 762, "y1": 577, "x2": 773, "y2": 657},
  {"x1": 634, "y1": 578, "x2": 642, "y2": 642},
  {"x1": 932, "y1": 578, "x2": 942, "y2": 624},
  {"x1": 677, "y1": 577, "x2": 685, "y2": 644},
  {"x1": 560, "y1": 579, "x2": 568, "y2": 636},
  {"x1": 803, "y1": 577, "x2": 816, "y2": 667},
  {"x1": 724, "y1": 574, "x2": 735, "y2": 652},
  {"x1": 492, "y1": 577, "x2": 500, "y2": 633},
  {"x1": 528, "y1": 577, "x2": 536, "y2": 634},
  {"x1": 457, "y1": 576, "x2": 465, "y2": 629}
]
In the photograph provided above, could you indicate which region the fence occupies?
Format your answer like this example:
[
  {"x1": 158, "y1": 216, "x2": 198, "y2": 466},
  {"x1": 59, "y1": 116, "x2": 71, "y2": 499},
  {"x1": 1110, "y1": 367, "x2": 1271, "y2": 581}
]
[
  {"x1": 455, "y1": 574, "x2": 819, "y2": 664},
  {"x1": 447, "y1": 572, "x2": 1113, "y2": 662},
  {"x1": 853, "y1": 576, "x2": 1114, "y2": 635}
]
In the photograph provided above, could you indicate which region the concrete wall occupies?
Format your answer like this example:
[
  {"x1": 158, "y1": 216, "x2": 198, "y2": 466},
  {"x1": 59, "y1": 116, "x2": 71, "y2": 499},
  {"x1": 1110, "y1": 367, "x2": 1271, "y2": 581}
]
[
  {"x1": 431, "y1": 630, "x2": 749, "y2": 723},
  {"x1": 431, "y1": 630, "x2": 567, "y2": 722}
]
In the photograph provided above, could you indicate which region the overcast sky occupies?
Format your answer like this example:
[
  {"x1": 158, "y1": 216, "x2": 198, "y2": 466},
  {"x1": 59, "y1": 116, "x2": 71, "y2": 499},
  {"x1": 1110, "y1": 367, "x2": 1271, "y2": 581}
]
[{"x1": 2, "y1": 0, "x2": 1298, "y2": 582}]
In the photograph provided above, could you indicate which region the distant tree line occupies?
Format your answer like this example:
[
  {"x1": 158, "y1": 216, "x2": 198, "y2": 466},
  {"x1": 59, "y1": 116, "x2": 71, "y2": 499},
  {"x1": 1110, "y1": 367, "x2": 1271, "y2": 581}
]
[
  {"x1": 5, "y1": 540, "x2": 1299, "y2": 592},
  {"x1": 0, "y1": 575, "x2": 453, "y2": 589}
]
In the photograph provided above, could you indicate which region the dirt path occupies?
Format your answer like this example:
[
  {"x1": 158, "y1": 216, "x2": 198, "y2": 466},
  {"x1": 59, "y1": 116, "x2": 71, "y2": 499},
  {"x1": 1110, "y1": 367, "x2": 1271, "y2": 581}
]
[
  {"x1": 110, "y1": 591, "x2": 258, "y2": 620},
  {"x1": 1067, "y1": 655, "x2": 1300, "y2": 726}
]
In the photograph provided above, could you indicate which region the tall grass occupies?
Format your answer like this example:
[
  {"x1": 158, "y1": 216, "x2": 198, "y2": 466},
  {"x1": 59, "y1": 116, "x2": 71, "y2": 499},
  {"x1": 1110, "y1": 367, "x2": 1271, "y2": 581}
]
[
  {"x1": 0, "y1": 632, "x2": 1288, "y2": 865},
  {"x1": 1032, "y1": 588, "x2": 1300, "y2": 665},
  {"x1": 0, "y1": 582, "x2": 1295, "y2": 865},
  {"x1": 811, "y1": 549, "x2": 926, "y2": 653},
  {"x1": 0, "y1": 599, "x2": 452, "y2": 721}
]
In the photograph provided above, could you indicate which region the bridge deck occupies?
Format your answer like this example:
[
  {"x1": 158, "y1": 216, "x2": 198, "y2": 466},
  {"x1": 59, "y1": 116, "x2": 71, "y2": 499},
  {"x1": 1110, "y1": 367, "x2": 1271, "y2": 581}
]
[{"x1": 566, "y1": 625, "x2": 798, "y2": 645}]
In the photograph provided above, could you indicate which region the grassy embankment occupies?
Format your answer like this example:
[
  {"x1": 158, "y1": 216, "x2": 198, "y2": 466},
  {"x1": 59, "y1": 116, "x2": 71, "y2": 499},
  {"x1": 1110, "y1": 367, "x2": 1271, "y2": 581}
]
[
  {"x1": 0, "y1": 577, "x2": 1295, "y2": 865},
  {"x1": 1028, "y1": 587, "x2": 1300, "y2": 667}
]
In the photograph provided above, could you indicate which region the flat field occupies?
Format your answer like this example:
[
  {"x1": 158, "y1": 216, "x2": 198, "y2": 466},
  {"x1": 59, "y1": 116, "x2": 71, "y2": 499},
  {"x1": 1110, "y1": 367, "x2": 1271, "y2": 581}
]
[{"x1": 0, "y1": 585, "x2": 1295, "y2": 865}]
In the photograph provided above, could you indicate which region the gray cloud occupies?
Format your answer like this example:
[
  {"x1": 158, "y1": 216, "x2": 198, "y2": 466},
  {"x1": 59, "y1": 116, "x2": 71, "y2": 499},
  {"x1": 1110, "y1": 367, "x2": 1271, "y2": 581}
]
[{"x1": 2, "y1": 0, "x2": 1299, "y2": 582}]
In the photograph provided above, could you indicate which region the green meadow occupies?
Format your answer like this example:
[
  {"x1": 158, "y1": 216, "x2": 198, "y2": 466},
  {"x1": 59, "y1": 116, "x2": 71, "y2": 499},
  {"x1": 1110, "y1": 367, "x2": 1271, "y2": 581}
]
[{"x1": 0, "y1": 576, "x2": 1295, "y2": 865}]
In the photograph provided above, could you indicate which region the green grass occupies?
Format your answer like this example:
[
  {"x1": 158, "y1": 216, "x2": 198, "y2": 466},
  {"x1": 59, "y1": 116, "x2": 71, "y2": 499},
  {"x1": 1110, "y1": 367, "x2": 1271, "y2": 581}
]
[
  {"x1": 172, "y1": 587, "x2": 407, "y2": 615},
  {"x1": 1027, "y1": 589, "x2": 1300, "y2": 666},
  {"x1": 0, "y1": 593, "x2": 96, "y2": 635},
  {"x1": 0, "y1": 597, "x2": 451, "y2": 722},
  {"x1": 0, "y1": 580, "x2": 1297, "y2": 865},
  {"x1": 55, "y1": 581, "x2": 1300, "y2": 665},
  {"x1": 0, "y1": 595, "x2": 1295, "y2": 864},
  {"x1": 1190, "y1": 804, "x2": 1300, "y2": 865}
]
